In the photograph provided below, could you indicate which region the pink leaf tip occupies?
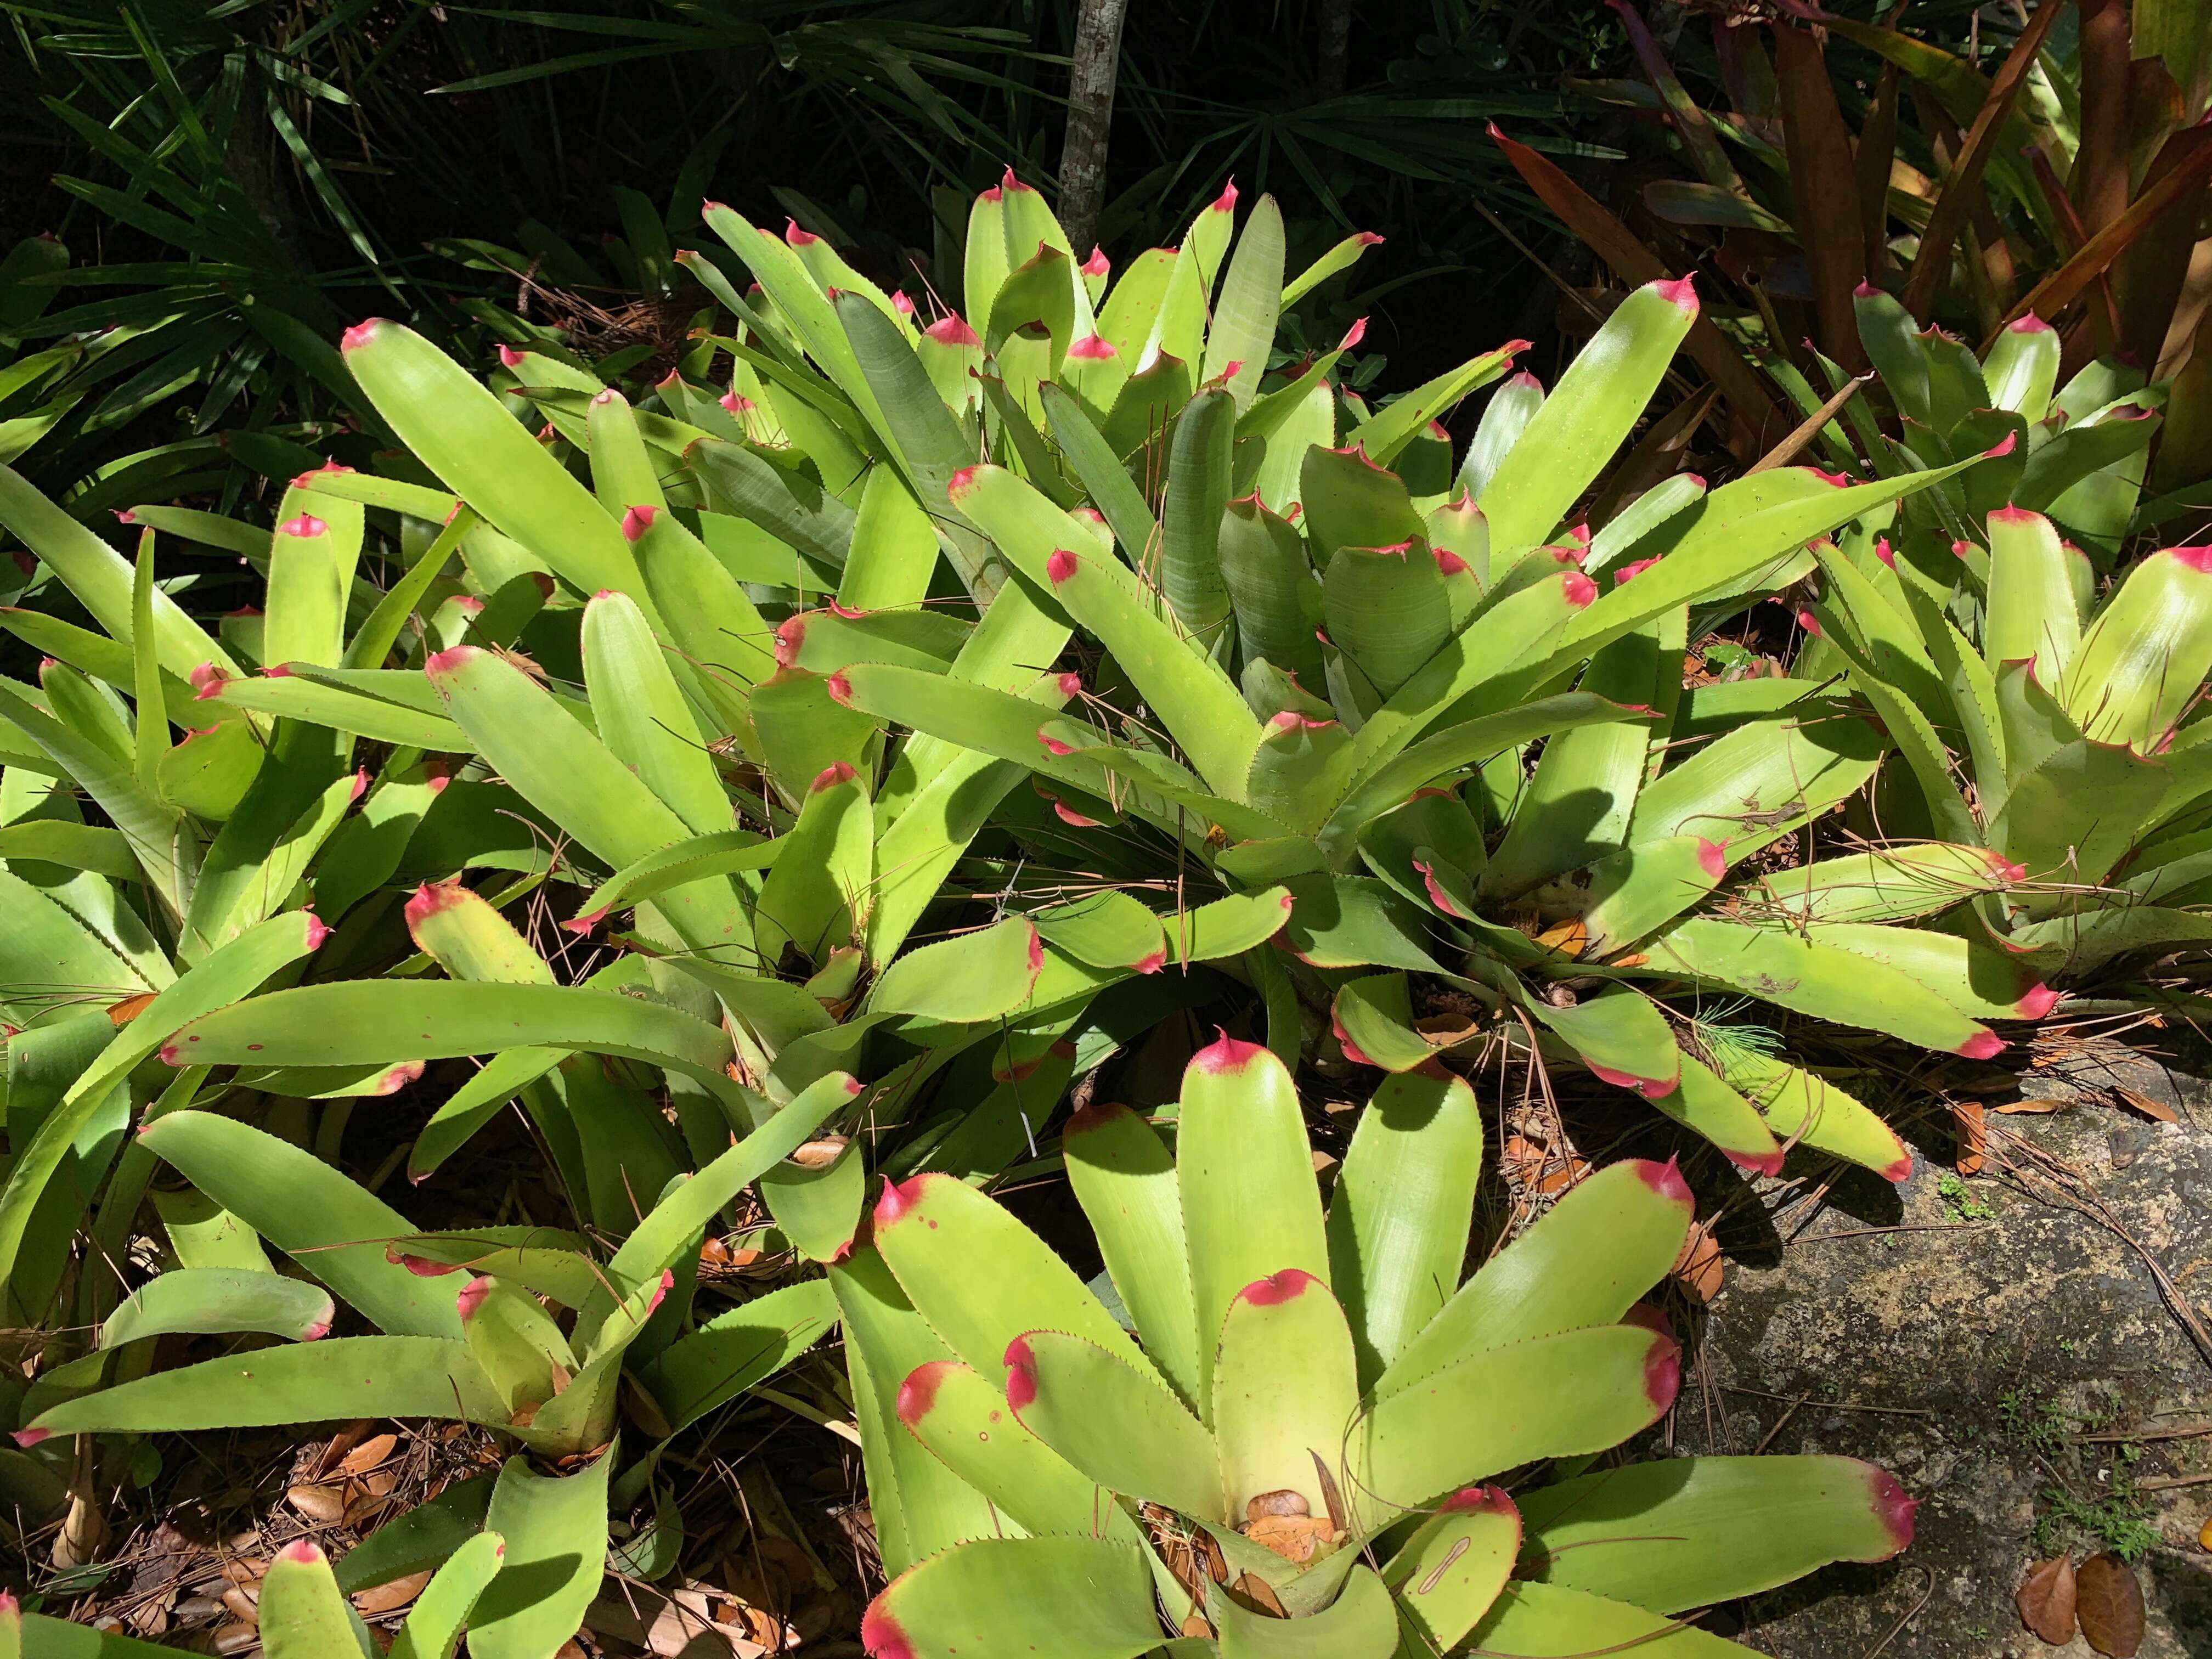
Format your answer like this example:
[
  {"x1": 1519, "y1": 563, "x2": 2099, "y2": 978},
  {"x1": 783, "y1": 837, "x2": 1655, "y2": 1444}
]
[
  {"x1": 1797, "y1": 609, "x2": 1823, "y2": 637},
  {"x1": 112, "y1": 507, "x2": 138, "y2": 524},
  {"x1": 1046, "y1": 548, "x2": 1078, "y2": 585},
  {"x1": 1057, "y1": 670, "x2": 1082, "y2": 697},
  {"x1": 826, "y1": 671, "x2": 854, "y2": 707},
  {"x1": 1696, "y1": 837, "x2": 1728, "y2": 880},
  {"x1": 1868, "y1": 1468, "x2": 1917, "y2": 1553},
  {"x1": 1874, "y1": 536, "x2": 1896, "y2": 568},
  {"x1": 895, "y1": 1362, "x2": 950, "y2": 1426},
  {"x1": 1356, "y1": 231, "x2": 1386, "y2": 246},
  {"x1": 455, "y1": 1277, "x2": 493, "y2": 1321},
  {"x1": 1645, "y1": 1338, "x2": 1682, "y2": 1411},
  {"x1": 1190, "y1": 1026, "x2": 1269, "y2": 1074},
  {"x1": 1615, "y1": 556, "x2": 1661, "y2": 585},
  {"x1": 1434, "y1": 546, "x2": 1469, "y2": 576},
  {"x1": 875, "y1": 1174, "x2": 926, "y2": 1226},
  {"x1": 1853, "y1": 280, "x2": 1882, "y2": 299},
  {"x1": 1133, "y1": 948, "x2": 1166, "y2": 974},
  {"x1": 810, "y1": 761, "x2": 859, "y2": 793},
  {"x1": 861, "y1": 1601, "x2": 918, "y2": 1659},
  {"x1": 1440, "y1": 1484, "x2": 1516, "y2": 1515},
  {"x1": 278, "y1": 514, "x2": 327, "y2": 539},
  {"x1": 1563, "y1": 571, "x2": 1598, "y2": 607},
  {"x1": 1237, "y1": 1268, "x2": 1319, "y2": 1307},
  {"x1": 926, "y1": 315, "x2": 982, "y2": 348},
  {"x1": 1982, "y1": 431, "x2": 2019, "y2": 459},
  {"x1": 1081, "y1": 246, "x2": 1110, "y2": 277},
  {"x1": 2015, "y1": 983, "x2": 2061, "y2": 1019},
  {"x1": 1652, "y1": 273, "x2": 1699, "y2": 313},
  {"x1": 1066, "y1": 332, "x2": 1118, "y2": 360},
  {"x1": 2168, "y1": 544, "x2": 2212, "y2": 573},
  {"x1": 496, "y1": 344, "x2": 524, "y2": 368},
  {"x1": 12, "y1": 1428, "x2": 49, "y2": 1448},
  {"x1": 1638, "y1": 1154, "x2": 1694, "y2": 1205},
  {"x1": 1955, "y1": 1031, "x2": 2006, "y2": 1060},
  {"x1": 2008, "y1": 313, "x2": 2053, "y2": 334},
  {"x1": 302, "y1": 911, "x2": 330, "y2": 952},
  {"x1": 620, "y1": 504, "x2": 659, "y2": 544},
  {"x1": 784, "y1": 217, "x2": 820, "y2": 246},
  {"x1": 891, "y1": 289, "x2": 915, "y2": 315},
  {"x1": 339, "y1": 319, "x2": 385, "y2": 352},
  {"x1": 561, "y1": 907, "x2": 609, "y2": 936},
  {"x1": 189, "y1": 662, "x2": 227, "y2": 701}
]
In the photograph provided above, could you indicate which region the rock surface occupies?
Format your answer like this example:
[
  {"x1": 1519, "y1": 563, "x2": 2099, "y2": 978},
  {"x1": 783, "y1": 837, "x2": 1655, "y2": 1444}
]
[{"x1": 1689, "y1": 1034, "x2": 2212, "y2": 1656}]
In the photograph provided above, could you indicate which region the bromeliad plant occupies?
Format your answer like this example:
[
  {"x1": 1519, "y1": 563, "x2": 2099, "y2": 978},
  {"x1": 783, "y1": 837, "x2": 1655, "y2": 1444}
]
[
  {"x1": 844, "y1": 1034, "x2": 1915, "y2": 1657},
  {"x1": 838, "y1": 267, "x2": 2046, "y2": 1185}
]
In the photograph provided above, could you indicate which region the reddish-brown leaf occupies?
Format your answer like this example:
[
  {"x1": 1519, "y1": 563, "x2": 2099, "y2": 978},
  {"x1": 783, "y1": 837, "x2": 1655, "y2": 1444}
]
[
  {"x1": 1954, "y1": 1100, "x2": 1988, "y2": 1176},
  {"x1": 2016, "y1": 1554, "x2": 2078, "y2": 1645},
  {"x1": 2076, "y1": 1551, "x2": 2146, "y2": 1657},
  {"x1": 1772, "y1": 22, "x2": 1867, "y2": 365},
  {"x1": 1900, "y1": 0, "x2": 2063, "y2": 321},
  {"x1": 2115, "y1": 1087, "x2": 2179, "y2": 1125},
  {"x1": 1995, "y1": 138, "x2": 2212, "y2": 346}
]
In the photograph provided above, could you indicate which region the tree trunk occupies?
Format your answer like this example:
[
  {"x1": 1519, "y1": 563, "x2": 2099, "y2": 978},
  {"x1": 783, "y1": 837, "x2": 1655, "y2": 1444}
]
[{"x1": 1060, "y1": 0, "x2": 1132, "y2": 256}]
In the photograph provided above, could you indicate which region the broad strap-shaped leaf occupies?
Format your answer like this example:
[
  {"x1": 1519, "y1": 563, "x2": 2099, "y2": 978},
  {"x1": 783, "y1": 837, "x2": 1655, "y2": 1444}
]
[
  {"x1": 582, "y1": 588, "x2": 732, "y2": 838},
  {"x1": 1516, "y1": 1455, "x2": 1914, "y2": 1612},
  {"x1": 874, "y1": 1171, "x2": 1150, "y2": 1388},
  {"x1": 1712, "y1": 1046, "x2": 1910, "y2": 1182},
  {"x1": 1475, "y1": 278, "x2": 1696, "y2": 551},
  {"x1": 1327, "y1": 1065, "x2": 1482, "y2": 1387},
  {"x1": 163, "y1": 980, "x2": 736, "y2": 1084},
  {"x1": 1753, "y1": 842, "x2": 2019, "y2": 924},
  {"x1": 140, "y1": 1113, "x2": 460, "y2": 1336},
  {"x1": 1216, "y1": 1562, "x2": 1400, "y2": 1659},
  {"x1": 1465, "y1": 1579, "x2": 1747, "y2": 1656},
  {"x1": 862, "y1": 1537, "x2": 1164, "y2": 1659},
  {"x1": 341, "y1": 321, "x2": 645, "y2": 607},
  {"x1": 1063, "y1": 1101, "x2": 1201, "y2": 1410},
  {"x1": 98, "y1": 1268, "x2": 334, "y2": 1349},
  {"x1": 25, "y1": 1336, "x2": 506, "y2": 1438},
  {"x1": 1032, "y1": 891, "x2": 1167, "y2": 974},
  {"x1": 466, "y1": 1451, "x2": 612, "y2": 1659},
  {"x1": 1360, "y1": 1324, "x2": 1678, "y2": 1515},
  {"x1": 895, "y1": 1359, "x2": 1142, "y2": 1542},
  {"x1": 256, "y1": 1542, "x2": 371, "y2": 1659},
  {"x1": 1644, "y1": 1055, "x2": 1785, "y2": 1177},
  {"x1": 386, "y1": 1529, "x2": 506, "y2": 1659},
  {"x1": 1213, "y1": 1268, "x2": 1359, "y2": 1524},
  {"x1": 1984, "y1": 506, "x2": 2082, "y2": 680},
  {"x1": 1647, "y1": 917, "x2": 2001, "y2": 1058},
  {"x1": 1530, "y1": 988, "x2": 1681, "y2": 1099},
  {"x1": 869, "y1": 916, "x2": 1044, "y2": 1023},
  {"x1": 1178, "y1": 1035, "x2": 1331, "y2": 1413},
  {"x1": 1380, "y1": 1486, "x2": 1521, "y2": 1653},
  {"x1": 1006, "y1": 1329, "x2": 1226, "y2": 1521},
  {"x1": 1384, "y1": 1160, "x2": 1691, "y2": 1389}
]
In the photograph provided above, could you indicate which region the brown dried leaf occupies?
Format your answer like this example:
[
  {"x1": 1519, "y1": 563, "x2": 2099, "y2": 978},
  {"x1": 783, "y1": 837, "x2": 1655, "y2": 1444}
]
[
  {"x1": 285, "y1": 1482, "x2": 347, "y2": 1524},
  {"x1": 2115, "y1": 1086, "x2": 2179, "y2": 1124},
  {"x1": 107, "y1": 992, "x2": 157, "y2": 1026},
  {"x1": 352, "y1": 1568, "x2": 432, "y2": 1616},
  {"x1": 2016, "y1": 1554, "x2": 2077, "y2": 1645},
  {"x1": 1954, "y1": 1099, "x2": 1988, "y2": 1176},
  {"x1": 1231, "y1": 1570, "x2": 1287, "y2": 1617},
  {"x1": 336, "y1": 1432, "x2": 397, "y2": 1475},
  {"x1": 1672, "y1": 1222, "x2": 1724, "y2": 1303},
  {"x1": 788, "y1": 1137, "x2": 849, "y2": 1170},
  {"x1": 2076, "y1": 1551, "x2": 2145, "y2": 1657},
  {"x1": 1244, "y1": 1489, "x2": 1309, "y2": 1521},
  {"x1": 1241, "y1": 1515, "x2": 1338, "y2": 1565},
  {"x1": 1994, "y1": 1098, "x2": 2068, "y2": 1115},
  {"x1": 1534, "y1": 917, "x2": 1589, "y2": 958}
]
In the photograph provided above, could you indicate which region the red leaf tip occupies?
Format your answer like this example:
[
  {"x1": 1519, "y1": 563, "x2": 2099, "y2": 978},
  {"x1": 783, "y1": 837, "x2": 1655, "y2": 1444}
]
[
  {"x1": 1644, "y1": 1338, "x2": 1681, "y2": 1411},
  {"x1": 784, "y1": 217, "x2": 820, "y2": 246},
  {"x1": 277, "y1": 514, "x2": 327, "y2": 539},
  {"x1": 1982, "y1": 431, "x2": 2019, "y2": 459},
  {"x1": 1081, "y1": 246, "x2": 1110, "y2": 277},
  {"x1": 1652, "y1": 273, "x2": 1698, "y2": 313},
  {"x1": 1237, "y1": 1268, "x2": 1319, "y2": 1307},
  {"x1": 339, "y1": 319, "x2": 385, "y2": 352},
  {"x1": 810, "y1": 761, "x2": 859, "y2": 793},
  {"x1": 2008, "y1": 313, "x2": 2053, "y2": 334},
  {"x1": 1046, "y1": 548, "x2": 1079, "y2": 585},
  {"x1": 874, "y1": 1173, "x2": 927, "y2": 1226},
  {"x1": 276, "y1": 1539, "x2": 324, "y2": 1566},
  {"x1": 925, "y1": 315, "x2": 981, "y2": 348},
  {"x1": 895, "y1": 1362, "x2": 952, "y2": 1426},
  {"x1": 1066, "y1": 332, "x2": 1118, "y2": 360},
  {"x1": 1003, "y1": 1335, "x2": 1038, "y2": 1409},
  {"x1": 2169, "y1": 544, "x2": 2212, "y2": 574},
  {"x1": 1955, "y1": 1031, "x2": 2006, "y2": 1060},
  {"x1": 12, "y1": 1428, "x2": 49, "y2": 1448},
  {"x1": 1211, "y1": 177, "x2": 1238, "y2": 212},
  {"x1": 2015, "y1": 983, "x2": 2061, "y2": 1019},
  {"x1": 621, "y1": 504, "x2": 659, "y2": 543},
  {"x1": 1696, "y1": 837, "x2": 1728, "y2": 880},
  {"x1": 1439, "y1": 1484, "x2": 1515, "y2": 1515},
  {"x1": 1563, "y1": 571, "x2": 1598, "y2": 607}
]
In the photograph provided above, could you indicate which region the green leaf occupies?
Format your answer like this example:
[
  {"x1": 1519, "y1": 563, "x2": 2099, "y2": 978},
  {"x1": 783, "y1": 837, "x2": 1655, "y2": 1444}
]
[
  {"x1": 1160, "y1": 386, "x2": 1237, "y2": 637},
  {"x1": 341, "y1": 321, "x2": 645, "y2": 607},
  {"x1": 1217, "y1": 1563, "x2": 1400, "y2": 1659},
  {"x1": 869, "y1": 916, "x2": 1043, "y2": 1023},
  {"x1": 893, "y1": 1359, "x2": 1143, "y2": 1542},
  {"x1": 140, "y1": 1113, "x2": 459, "y2": 1336},
  {"x1": 1328, "y1": 1066, "x2": 1482, "y2": 1387},
  {"x1": 1213, "y1": 1266, "x2": 1358, "y2": 1523},
  {"x1": 637, "y1": 1279, "x2": 838, "y2": 1434},
  {"x1": 1063, "y1": 1102, "x2": 1200, "y2": 1410},
  {"x1": 1178, "y1": 1037, "x2": 1332, "y2": 1413},
  {"x1": 27, "y1": 1336, "x2": 505, "y2": 1438},
  {"x1": 386, "y1": 1530, "x2": 506, "y2": 1659},
  {"x1": 1381, "y1": 1488, "x2": 1521, "y2": 1652},
  {"x1": 1467, "y1": 1579, "x2": 1745, "y2": 1656},
  {"x1": 1006, "y1": 1329, "x2": 1224, "y2": 1520},
  {"x1": 1361, "y1": 1325, "x2": 1676, "y2": 1513},
  {"x1": 582, "y1": 589, "x2": 732, "y2": 838},
  {"x1": 876, "y1": 1172, "x2": 1150, "y2": 1387},
  {"x1": 467, "y1": 1451, "x2": 613, "y2": 1659},
  {"x1": 257, "y1": 1542, "x2": 373, "y2": 1659},
  {"x1": 1384, "y1": 1160, "x2": 1691, "y2": 1388},
  {"x1": 1517, "y1": 1454, "x2": 1914, "y2": 1612},
  {"x1": 862, "y1": 1538, "x2": 1164, "y2": 1659},
  {"x1": 98, "y1": 1268, "x2": 334, "y2": 1348}
]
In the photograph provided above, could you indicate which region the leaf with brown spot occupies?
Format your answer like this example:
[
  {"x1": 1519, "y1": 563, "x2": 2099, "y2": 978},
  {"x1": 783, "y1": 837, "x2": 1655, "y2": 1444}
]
[
  {"x1": 2115, "y1": 1087, "x2": 2179, "y2": 1124},
  {"x1": 2076, "y1": 1551, "x2": 2145, "y2": 1657},
  {"x1": 2016, "y1": 1554, "x2": 2077, "y2": 1645}
]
